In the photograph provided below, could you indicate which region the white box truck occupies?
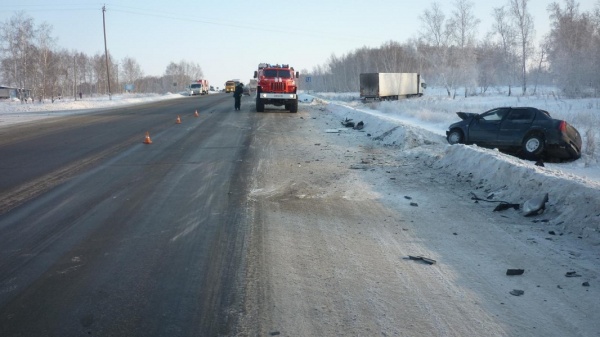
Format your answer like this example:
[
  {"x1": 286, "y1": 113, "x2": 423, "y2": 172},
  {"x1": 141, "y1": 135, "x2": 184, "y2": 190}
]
[{"x1": 360, "y1": 73, "x2": 426, "y2": 101}]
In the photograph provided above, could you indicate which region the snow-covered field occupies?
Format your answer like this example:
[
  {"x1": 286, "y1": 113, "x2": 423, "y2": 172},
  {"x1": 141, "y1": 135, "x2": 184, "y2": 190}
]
[{"x1": 1, "y1": 89, "x2": 599, "y2": 243}]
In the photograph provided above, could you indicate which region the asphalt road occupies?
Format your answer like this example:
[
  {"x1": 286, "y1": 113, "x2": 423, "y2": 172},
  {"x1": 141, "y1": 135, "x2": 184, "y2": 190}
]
[{"x1": 0, "y1": 94, "x2": 255, "y2": 336}]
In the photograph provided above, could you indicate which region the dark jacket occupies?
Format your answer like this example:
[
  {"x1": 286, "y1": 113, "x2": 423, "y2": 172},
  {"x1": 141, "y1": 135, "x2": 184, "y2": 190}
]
[{"x1": 234, "y1": 85, "x2": 243, "y2": 98}]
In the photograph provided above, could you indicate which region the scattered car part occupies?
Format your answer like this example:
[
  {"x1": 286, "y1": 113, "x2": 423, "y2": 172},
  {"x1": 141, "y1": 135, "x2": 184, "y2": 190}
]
[
  {"x1": 506, "y1": 269, "x2": 525, "y2": 275},
  {"x1": 341, "y1": 118, "x2": 355, "y2": 128},
  {"x1": 522, "y1": 193, "x2": 549, "y2": 216},
  {"x1": 510, "y1": 289, "x2": 525, "y2": 296},
  {"x1": 406, "y1": 255, "x2": 436, "y2": 265}
]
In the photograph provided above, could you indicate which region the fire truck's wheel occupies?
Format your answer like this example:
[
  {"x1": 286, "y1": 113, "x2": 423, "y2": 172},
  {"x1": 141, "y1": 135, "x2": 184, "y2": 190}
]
[
  {"x1": 256, "y1": 99, "x2": 265, "y2": 112},
  {"x1": 289, "y1": 100, "x2": 298, "y2": 113}
]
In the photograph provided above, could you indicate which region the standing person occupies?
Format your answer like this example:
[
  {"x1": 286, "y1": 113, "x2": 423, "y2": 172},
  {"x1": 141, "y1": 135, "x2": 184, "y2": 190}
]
[{"x1": 233, "y1": 83, "x2": 243, "y2": 110}]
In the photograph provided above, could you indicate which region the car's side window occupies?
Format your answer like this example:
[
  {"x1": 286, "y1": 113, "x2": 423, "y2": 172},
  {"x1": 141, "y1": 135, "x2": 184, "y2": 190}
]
[
  {"x1": 507, "y1": 109, "x2": 534, "y2": 121},
  {"x1": 481, "y1": 108, "x2": 508, "y2": 121}
]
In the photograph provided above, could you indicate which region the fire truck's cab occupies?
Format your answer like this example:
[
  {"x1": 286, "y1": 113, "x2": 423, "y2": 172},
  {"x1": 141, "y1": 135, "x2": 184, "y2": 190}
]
[{"x1": 254, "y1": 63, "x2": 299, "y2": 113}]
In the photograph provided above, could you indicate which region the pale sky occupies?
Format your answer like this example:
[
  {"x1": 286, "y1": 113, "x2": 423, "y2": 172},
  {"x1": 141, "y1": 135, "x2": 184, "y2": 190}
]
[{"x1": 1, "y1": 0, "x2": 598, "y2": 90}]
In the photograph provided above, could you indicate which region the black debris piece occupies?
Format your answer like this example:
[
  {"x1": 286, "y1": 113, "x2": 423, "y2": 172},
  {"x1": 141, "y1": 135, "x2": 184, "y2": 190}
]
[
  {"x1": 406, "y1": 255, "x2": 436, "y2": 265},
  {"x1": 506, "y1": 269, "x2": 525, "y2": 276},
  {"x1": 548, "y1": 231, "x2": 556, "y2": 235},
  {"x1": 353, "y1": 121, "x2": 364, "y2": 130},
  {"x1": 410, "y1": 202, "x2": 418, "y2": 207},
  {"x1": 493, "y1": 203, "x2": 520, "y2": 212},
  {"x1": 510, "y1": 289, "x2": 525, "y2": 296},
  {"x1": 471, "y1": 192, "x2": 519, "y2": 212},
  {"x1": 404, "y1": 196, "x2": 412, "y2": 200},
  {"x1": 341, "y1": 118, "x2": 355, "y2": 128},
  {"x1": 582, "y1": 282, "x2": 590, "y2": 287},
  {"x1": 566, "y1": 271, "x2": 582, "y2": 277},
  {"x1": 535, "y1": 159, "x2": 545, "y2": 167}
]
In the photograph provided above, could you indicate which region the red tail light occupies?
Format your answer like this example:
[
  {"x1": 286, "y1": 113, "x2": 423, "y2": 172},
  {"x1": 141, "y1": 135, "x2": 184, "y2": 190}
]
[{"x1": 558, "y1": 120, "x2": 567, "y2": 132}]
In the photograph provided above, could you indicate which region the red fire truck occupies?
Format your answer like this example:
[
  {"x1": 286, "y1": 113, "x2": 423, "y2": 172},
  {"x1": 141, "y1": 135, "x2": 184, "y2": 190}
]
[{"x1": 253, "y1": 63, "x2": 299, "y2": 113}]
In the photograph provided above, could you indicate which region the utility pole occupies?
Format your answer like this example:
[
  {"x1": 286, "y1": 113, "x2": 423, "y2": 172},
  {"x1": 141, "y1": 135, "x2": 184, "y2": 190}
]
[{"x1": 102, "y1": 5, "x2": 112, "y2": 100}]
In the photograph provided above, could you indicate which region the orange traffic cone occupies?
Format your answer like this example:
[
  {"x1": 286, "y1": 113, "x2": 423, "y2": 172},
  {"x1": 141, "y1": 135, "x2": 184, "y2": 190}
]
[
  {"x1": 194, "y1": 110, "x2": 199, "y2": 117},
  {"x1": 176, "y1": 115, "x2": 182, "y2": 124},
  {"x1": 143, "y1": 131, "x2": 152, "y2": 144}
]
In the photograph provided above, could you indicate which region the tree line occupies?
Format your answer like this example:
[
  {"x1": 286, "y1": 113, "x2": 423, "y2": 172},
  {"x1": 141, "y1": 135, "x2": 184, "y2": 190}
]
[
  {"x1": 0, "y1": 11, "x2": 204, "y2": 102},
  {"x1": 300, "y1": 0, "x2": 600, "y2": 98}
]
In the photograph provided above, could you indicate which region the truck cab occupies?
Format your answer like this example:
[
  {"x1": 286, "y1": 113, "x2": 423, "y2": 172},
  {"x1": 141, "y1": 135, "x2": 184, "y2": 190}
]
[{"x1": 254, "y1": 63, "x2": 299, "y2": 113}]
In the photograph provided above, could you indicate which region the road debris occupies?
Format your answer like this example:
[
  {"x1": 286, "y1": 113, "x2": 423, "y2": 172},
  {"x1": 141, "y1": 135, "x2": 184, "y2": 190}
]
[
  {"x1": 341, "y1": 118, "x2": 355, "y2": 128},
  {"x1": 470, "y1": 192, "x2": 519, "y2": 212},
  {"x1": 565, "y1": 271, "x2": 582, "y2": 277},
  {"x1": 405, "y1": 255, "x2": 436, "y2": 265},
  {"x1": 506, "y1": 269, "x2": 525, "y2": 276},
  {"x1": 522, "y1": 193, "x2": 549, "y2": 216},
  {"x1": 510, "y1": 289, "x2": 525, "y2": 296},
  {"x1": 493, "y1": 203, "x2": 520, "y2": 211}
]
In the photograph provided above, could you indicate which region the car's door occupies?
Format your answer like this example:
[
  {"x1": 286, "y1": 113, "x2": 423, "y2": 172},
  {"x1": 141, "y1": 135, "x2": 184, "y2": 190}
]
[
  {"x1": 497, "y1": 108, "x2": 535, "y2": 145},
  {"x1": 467, "y1": 108, "x2": 510, "y2": 145}
]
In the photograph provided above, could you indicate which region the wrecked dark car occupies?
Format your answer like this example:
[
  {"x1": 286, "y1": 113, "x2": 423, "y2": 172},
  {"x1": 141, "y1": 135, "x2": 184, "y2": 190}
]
[{"x1": 446, "y1": 107, "x2": 582, "y2": 160}]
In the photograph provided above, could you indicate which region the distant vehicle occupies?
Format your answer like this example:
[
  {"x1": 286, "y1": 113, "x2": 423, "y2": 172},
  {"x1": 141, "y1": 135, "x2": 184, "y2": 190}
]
[
  {"x1": 446, "y1": 107, "x2": 582, "y2": 160},
  {"x1": 188, "y1": 79, "x2": 209, "y2": 95},
  {"x1": 243, "y1": 86, "x2": 250, "y2": 96},
  {"x1": 225, "y1": 80, "x2": 237, "y2": 93},
  {"x1": 248, "y1": 79, "x2": 257, "y2": 95},
  {"x1": 360, "y1": 73, "x2": 426, "y2": 101}
]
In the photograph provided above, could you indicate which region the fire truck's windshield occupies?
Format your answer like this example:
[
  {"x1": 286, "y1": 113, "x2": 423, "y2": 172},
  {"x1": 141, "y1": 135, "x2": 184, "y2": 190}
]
[{"x1": 263, "y1": 70, "x2": 291, "y2": 78}]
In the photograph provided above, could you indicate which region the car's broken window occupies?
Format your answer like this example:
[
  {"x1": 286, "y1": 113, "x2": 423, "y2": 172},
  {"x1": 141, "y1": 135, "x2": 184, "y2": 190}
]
[{"x1": 480, "y1": 108, "x2": 508, "y2": 121}]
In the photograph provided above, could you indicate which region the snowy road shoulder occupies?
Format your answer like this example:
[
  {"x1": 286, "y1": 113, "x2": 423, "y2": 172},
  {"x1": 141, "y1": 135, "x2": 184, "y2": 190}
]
[{"x1": 302, "y1": 94, "x2": 600, "y2": 245}]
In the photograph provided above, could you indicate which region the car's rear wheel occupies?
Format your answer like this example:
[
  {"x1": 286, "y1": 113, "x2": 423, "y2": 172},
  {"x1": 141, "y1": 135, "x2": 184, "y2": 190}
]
[
  {"x1": 522, "y1": 134, "x2": 545, "y2": 158},
  {"x1": 447, "y1": 129, "x2": 464, "y2": 144}
]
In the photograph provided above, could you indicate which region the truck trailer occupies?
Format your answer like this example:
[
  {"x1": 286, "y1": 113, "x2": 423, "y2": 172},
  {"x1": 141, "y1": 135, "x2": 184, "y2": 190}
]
[{"x1": 359, "y1": 73, "x2": 426, "y2": 101}]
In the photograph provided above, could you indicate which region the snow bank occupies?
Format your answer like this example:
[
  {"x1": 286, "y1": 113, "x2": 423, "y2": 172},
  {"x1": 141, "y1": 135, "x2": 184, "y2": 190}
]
[{"x1": 306, "y1": 92, "x2": 600, "y2": 243}]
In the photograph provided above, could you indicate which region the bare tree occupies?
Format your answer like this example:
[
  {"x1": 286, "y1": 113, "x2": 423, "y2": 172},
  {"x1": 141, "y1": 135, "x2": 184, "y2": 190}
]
[
  {"x1": 121, "y1": 56, "x2": 143, "y2": 92},
  {"x1": 35, "y1": 22, "x2": 57, "y2": 101},
  {"x1": 419, "y1": 2, "x2": 453, "y2": 95},
  {"x1": 447, "y1": 0, "x2": 480, "y2": 97},
  {"x1": 164, "y1": 60, "x2": 203, "y2": 92},
  {"x1": 490, "y1": 5, "x2": 518, "y2": 95},
  {"x1": 509, "y1": 0, "x2": 535, "y2": 95},
  {"x1": 420, "y1": 2, "x2": 447, "y2": 48},
  {"x1": 547, "y1": 0, "x2": 599, "y2": 97},
  {"x1": 0, "y1": 12, "x2": 35, "y2": 101}
]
